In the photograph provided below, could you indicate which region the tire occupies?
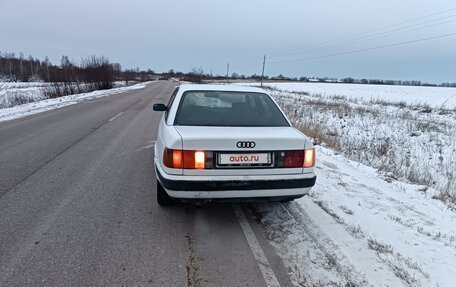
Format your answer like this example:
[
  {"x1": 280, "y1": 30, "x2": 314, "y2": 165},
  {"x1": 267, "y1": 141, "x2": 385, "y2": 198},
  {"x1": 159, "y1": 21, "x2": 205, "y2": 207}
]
[{"x1": 157, "y1": 180, "x2": 174, "y2": 206}]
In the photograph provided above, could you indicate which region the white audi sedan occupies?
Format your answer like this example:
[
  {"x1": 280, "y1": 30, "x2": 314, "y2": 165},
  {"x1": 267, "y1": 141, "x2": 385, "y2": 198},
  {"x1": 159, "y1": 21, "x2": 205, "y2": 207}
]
[{"x1": 153, "y1": 84, "x2": 316, "y2": 205}]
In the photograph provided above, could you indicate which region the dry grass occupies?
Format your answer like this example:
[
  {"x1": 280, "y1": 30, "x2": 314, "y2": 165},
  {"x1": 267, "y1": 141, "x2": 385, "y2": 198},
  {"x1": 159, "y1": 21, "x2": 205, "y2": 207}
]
[
  {"x1": 367, "y1": 238, "x2": 393, "y2": 254},
  {"x1": 346, "y1": 224, "x2": 364, "y2": 239},
  {"x1": 296, "y1": 122, "x2": 341, "y2": 151},
  {"x1": 339, "y1": 205, "x2": 354, "y2": 215},
  {"x1": 314, "y1": 200, "x2": 344, "y2": 224},
  {"x1": 367, "y1": 238, "x2": 429, "y2": 286}
]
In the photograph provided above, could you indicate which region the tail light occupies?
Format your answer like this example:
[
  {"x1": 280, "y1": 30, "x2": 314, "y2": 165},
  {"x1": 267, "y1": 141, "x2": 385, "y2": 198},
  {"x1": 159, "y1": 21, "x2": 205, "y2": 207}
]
[
  {"x1": 279, "y1": 149, "x2": 316, "y2": 168},
  {"x1": 163, "y1": 148, "x2": 183, "y2": 168},
  {"x1": 304, "y1": 148, "x2": 315, "y2": 168},
  {"x1": 194, "y1": 152, "x2": 205, "y2": 169},
  {"x1": 283, "y1": 150, "x2": 304, "y2": 168},
  {"x1": 163, "y1": 148, "x2": 209, "y2": 169}
]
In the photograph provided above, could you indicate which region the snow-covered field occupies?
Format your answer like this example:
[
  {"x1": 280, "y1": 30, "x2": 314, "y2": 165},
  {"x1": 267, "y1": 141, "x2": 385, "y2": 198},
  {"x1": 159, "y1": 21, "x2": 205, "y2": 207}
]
[
  {"x1": 277, "y1": 83, "x2": 454, "y2": 199},
  {"x1": 258, "y1": 82, "x2": 456, "y2": 109},
  {"x1": 270, "y1": 88, "x2": 456, "y2": 203},
  {"x1": 239, "y1": 82, "x2": 455, "y2": 203},
  {"x1": 0, "y1": 82, "x2": 149, "y2": 123}
]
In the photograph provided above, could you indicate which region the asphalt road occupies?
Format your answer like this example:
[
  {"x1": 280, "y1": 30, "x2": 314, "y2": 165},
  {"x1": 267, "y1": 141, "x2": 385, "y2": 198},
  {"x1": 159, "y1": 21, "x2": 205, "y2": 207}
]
[{"x1": 0, "y1": 81, "x2": 294, "y2": 286}]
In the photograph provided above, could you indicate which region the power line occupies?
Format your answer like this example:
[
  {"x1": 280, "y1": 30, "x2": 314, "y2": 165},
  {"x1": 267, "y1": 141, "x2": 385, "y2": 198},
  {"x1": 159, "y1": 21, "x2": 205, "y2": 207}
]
[
  {"x1": 230, "y1": 31, "x2": 456, "y2": 70},
  {"x1": 230, "y1": 8, "x2": 456, "y2": 70},
  {"x1": 269, "y1": 15, "x2": 456, "y2": 59},
  {"x1": 268, "y1": 7, "x2": 456, "y2": 57},
  {"x1": 267, "y1": 33, "x2": 456, "y2": 65}
]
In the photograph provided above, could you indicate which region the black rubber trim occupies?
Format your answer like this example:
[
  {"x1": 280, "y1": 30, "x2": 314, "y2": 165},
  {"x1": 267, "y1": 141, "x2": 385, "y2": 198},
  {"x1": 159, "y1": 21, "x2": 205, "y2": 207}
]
[
  {"x1": 156, "y1": 167, "x2": 316, "y2": 191},
  {"x1": 174, "y1": 195, "x2": 306, "y2": 203}
]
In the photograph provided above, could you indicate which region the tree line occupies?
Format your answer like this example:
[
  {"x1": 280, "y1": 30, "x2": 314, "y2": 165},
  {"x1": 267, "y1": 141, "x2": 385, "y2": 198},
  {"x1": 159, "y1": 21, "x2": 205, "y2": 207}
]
[
  {"x1": 253, "y1": 74, "x2": 456, "y2": 88},
  {"x1": 1, "y1": 51, "x2": 454, "y2": 90},
  {"x1": 161, "y1": 69, "x2": 456, "y2": 88}
]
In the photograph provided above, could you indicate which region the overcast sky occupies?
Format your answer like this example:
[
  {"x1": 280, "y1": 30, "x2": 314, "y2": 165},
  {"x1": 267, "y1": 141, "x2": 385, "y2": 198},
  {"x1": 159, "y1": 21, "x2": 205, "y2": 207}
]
[{"x1": 1, "y1": 0, "x2": 455, "y2": 83}]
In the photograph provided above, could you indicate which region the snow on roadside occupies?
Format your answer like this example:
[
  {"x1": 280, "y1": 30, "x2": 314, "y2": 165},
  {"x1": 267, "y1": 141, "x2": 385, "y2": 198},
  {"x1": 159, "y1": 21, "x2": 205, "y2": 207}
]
[
  {"x1": 0, "y1": 82, "x2": 149, "y2": 123},
  {"x1": 0, "y1": 81, "x2": 131, "y2": 109},
  {"x1": 0, "y1": 82, "x2": 49, "y2": 108},
  {"x1": 254, "y1": 145, "x2": 456, "y2": 287},
  {"x1": 243, "y1": 82, "x2": 456, "y2": 286}
]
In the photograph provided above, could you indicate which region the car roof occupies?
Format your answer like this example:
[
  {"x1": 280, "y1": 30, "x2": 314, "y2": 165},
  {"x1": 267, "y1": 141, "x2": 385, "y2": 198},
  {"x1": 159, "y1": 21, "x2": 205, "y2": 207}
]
[{"x1": 177, "y1": 84, "x2": 268, "y2": 94}]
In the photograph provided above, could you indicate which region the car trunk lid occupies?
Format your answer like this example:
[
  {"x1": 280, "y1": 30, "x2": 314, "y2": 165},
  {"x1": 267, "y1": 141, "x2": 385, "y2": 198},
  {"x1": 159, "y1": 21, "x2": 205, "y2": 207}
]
[
  {"x1": 174, "y1": 126, "x2": 307, "y2": 176},
  {"x1": 174, "y1": 126, "x2": 305, "y2": 150}
]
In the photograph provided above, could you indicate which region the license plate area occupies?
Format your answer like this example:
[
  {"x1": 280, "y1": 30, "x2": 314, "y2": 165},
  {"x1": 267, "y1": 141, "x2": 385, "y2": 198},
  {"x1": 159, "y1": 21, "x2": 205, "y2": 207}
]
[{"x1": 216, "y1": 152, "x2": 273, "y2": 168}]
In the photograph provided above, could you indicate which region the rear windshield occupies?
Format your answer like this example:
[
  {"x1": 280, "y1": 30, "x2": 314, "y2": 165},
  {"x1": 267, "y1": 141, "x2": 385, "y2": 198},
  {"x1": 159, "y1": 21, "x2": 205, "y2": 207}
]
[{"x1": 174, "y1": 91, "x2": 290, "y2": 127}]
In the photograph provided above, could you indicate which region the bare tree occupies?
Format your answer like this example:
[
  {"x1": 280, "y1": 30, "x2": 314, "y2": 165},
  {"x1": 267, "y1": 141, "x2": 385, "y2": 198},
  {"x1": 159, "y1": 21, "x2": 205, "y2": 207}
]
[{"x1": 185, "y1": 67, "x2": 205, "y2": 83}]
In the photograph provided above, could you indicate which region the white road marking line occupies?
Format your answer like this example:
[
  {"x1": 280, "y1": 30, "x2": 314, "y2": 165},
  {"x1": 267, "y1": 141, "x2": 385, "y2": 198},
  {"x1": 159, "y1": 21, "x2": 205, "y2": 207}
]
[
  {"x1": 137, "y1": 143, "x2": 155, "y2": 151},
  {"x1": 232, "y1": 203, "x2": 281, "y2": 287},
  {"x1": 108, "y1": 112, "x2": 124, "y2": 122}
]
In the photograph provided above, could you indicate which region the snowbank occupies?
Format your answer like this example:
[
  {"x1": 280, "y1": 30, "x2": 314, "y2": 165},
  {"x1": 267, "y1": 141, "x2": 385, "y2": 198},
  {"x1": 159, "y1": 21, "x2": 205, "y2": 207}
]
[
  {"x1": 0, "y1": 82, "x2": 49, "y2": 108},
  {"x1": 256, "y1": 146, "x2": 455, "y2": 287},
  {"x1": 0, "y1": 82, "x2": 149, "y2": 123}
]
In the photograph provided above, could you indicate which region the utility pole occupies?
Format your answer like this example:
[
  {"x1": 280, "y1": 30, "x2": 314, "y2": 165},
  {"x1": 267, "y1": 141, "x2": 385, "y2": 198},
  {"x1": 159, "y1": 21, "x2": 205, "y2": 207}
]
[
  {"x1": 260, "y1": 55, "x2": 266, "y2": 87},
  {"x1": 226, "y1": 63, "x2": 229, "y2": 80}
]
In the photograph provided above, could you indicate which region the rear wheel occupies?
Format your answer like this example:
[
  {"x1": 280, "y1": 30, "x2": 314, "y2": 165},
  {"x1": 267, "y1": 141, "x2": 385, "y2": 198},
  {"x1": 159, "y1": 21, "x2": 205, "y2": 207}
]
[{"x1": 157, "y1": 180, "x2": 174, "y2": 206}]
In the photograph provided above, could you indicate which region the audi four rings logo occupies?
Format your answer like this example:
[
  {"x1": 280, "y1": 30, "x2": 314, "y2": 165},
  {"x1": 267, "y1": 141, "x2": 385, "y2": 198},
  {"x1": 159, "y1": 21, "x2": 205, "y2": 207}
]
[{"x1": 236, "y1": 141, "x2": 256, "y2": 148}]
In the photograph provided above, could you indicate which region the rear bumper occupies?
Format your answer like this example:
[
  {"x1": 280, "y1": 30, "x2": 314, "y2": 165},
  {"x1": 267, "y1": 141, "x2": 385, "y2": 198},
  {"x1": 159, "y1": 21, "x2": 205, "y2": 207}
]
[
  {"x1": 157, "y1": 169, "x2": 316, "y2": 191},
  {"x1": 155, "y1": 163, "x2": 316, "y2": 199}
]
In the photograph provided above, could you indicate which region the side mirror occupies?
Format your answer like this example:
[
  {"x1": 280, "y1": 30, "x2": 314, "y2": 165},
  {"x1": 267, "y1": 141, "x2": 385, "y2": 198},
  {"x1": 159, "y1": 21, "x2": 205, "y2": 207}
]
[{"x1": 153, "y1": 103, "x2": 167, "y2": 111}]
